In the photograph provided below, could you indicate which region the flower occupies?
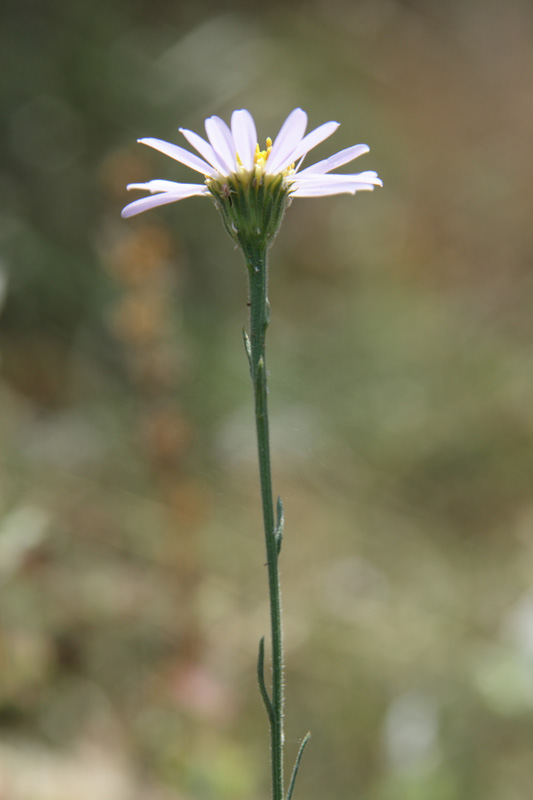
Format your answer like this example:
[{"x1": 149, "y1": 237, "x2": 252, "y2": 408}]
[{"x1": 121, "y1": 108, "x2": 382, "y2": 222}]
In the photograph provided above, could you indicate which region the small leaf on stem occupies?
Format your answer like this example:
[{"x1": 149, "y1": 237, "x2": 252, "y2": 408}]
[
  {"x1": 242, "y1": 327, "x2": 252, "y2": 370},
  {"x1": 257, "y1": 636, "x2": 275, "y2": 726},
  {"x1": 286, "y1": 732, "x2": 311, "y2": 800},
  {"x1": 275, "y1": 496, "x2": 284, "y2": 554}
]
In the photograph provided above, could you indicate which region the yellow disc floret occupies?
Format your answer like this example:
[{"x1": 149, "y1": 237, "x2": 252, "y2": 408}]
[
  {"x1": 254, "y1": 138, "x2": 272, "y2": 172},
  {"x1": 207, "y1": 137, "x2": 295, "y2": 189},
  {"x1": 252, "y1": 137, "x2": 295, "y2": 179}
]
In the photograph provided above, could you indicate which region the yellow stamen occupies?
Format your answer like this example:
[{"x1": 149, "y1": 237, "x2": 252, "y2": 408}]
[
  {"x1": 253, "y1": 137, "x2": 275, "y2": 173},
  {"x1": 211, "y1": 137, "x2": 291, "y2": 186}
]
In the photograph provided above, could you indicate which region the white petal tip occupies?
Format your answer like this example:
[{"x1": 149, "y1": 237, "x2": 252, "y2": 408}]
[{"x1": 121, "y1": 206, "x2": 139, "y2": 218}]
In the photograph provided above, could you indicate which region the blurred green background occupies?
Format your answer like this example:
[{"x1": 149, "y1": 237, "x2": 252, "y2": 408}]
[{"x1": 1, "y1": 0, "x2": 533, "y2": 798}]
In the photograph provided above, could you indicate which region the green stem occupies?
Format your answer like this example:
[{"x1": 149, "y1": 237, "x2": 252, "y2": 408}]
[{"x1": 245, "y1": 244, "x2": 284, "y2": 800}]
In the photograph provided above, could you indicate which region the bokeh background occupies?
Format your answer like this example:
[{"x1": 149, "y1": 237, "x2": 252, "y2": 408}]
[{"x1": 2, "y1": 0, "x2": 533, "y2": 798}]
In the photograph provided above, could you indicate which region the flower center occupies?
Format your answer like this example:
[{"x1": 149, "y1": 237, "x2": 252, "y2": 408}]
[
  {"x1": 253, "y1": 137, "x2": 273, "y2": 170},
  {"x1": 231, "y1": 137, "x2": 295, "y2": 181}
]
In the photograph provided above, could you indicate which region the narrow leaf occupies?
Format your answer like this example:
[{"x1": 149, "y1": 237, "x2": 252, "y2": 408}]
[
  {"x1": 286, "y1": 732, "x2": 311, "y2": 800},
  {"x1": 242, "y1": 327, "x2": 252, "y2": 370},
  {"x1": 257, "y1": 636, "x2": 275, "y2": 725},
  {"x1": 275, "y1": 495, "x2": 284, "y2": 554}
]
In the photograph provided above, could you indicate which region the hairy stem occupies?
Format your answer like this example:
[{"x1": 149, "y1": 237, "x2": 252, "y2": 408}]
[{"x1": 245, "y1": 245, "x2": 284, "y2": 800}]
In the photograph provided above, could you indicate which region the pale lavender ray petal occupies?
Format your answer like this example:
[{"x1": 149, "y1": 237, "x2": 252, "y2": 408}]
[
  {"x1": 290, "y1": 174, "x2": 380, "y2": 197},
  {"x1": 231, "y1": 109, "x2": 257, "y2": 171},
  {"x1": 266, "y1": 108, "x2": 308, "y2": 174},
  {"x1": 139, "y1": 138, "x2": 217, "y2": 177},
  {"x1": 294, "y1": 171, "x2": 382, "y2": 187},
  {"x1": 127, "y1": 179, "x2": 196, "y2": 193},
  {"x1": 121, "y1": 186, "x2": 209, "y2": 218},
  {"x1": 350, "y1": 171, "x2": 382, "y2": 185},
  {"x1": 205, "y1": 116, "x2": 237, "y2": 174},
  {"x1": 179, "y1": 128, "x2": 227, "y2": 174},
  {"x1": 274, "y1": 121, "x2": 340, "y2": 174},
  {"x1": 297, "y1": 144, "x2": 370, "y2": 176},
  {"x1": 291, "y1": 181, "x2": 378, "y2": 197}
]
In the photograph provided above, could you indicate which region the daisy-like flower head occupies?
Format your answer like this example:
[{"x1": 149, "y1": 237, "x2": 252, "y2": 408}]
[{"x1": 122, "y1": 108, "x2": 382, "y2": 248}]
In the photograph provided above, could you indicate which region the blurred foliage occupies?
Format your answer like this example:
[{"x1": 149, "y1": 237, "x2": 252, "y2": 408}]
[{"x1": 1, "y1": 0, "x2": 533, "y2": 798}]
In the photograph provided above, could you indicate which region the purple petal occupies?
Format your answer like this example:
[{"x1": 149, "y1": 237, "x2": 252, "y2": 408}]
[
  {"x1": 127, "y1": 179, "x2": 195, "y2": 193},
  {"x1": 266, "y1": 108, "x2": 308, "y2": 174},
  {"x1": 121, "y1": 185, "x2": 209, "y2": 218},
  {"x1": 274, "y1": 121, "x2": 340, "y2": 174},
  {"x1": 291, "y1": 183, "x2": 378, "y2": 197},
  {"x1": 231, "y1": 109, "x2": 257, "y2": 171},
  {"x1": 179, "y1": 128, "x2": 227, "y2": 174},
  {"x1": 297, "y1": 144, "x2": 370, "y2": 176},
  {"x1": 205, "y1": 116, "x2": 237, "y2": 174},
  {"x1": 290, "y1": 173, "x2": 381, "y2": 197},
  {"x1": 139, "y1": 138, "x2": 217, "y2": 177},
  {"x1": 351, "y1": 170, "x2": 382, "y2": 184},
  {"x1": 294, "y1": 172, "x2": 382, "y2": 186}
]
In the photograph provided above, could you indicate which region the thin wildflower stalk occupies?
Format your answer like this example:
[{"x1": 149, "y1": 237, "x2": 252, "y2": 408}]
[{"x1": 244, "y1": 241, "x2": 285, "y2": 800}]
